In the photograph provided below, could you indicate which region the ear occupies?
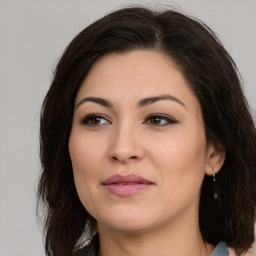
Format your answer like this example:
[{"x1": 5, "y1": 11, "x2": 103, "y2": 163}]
[{"x1": 205, "y1": 143, "x2": 225, "y2": 176}]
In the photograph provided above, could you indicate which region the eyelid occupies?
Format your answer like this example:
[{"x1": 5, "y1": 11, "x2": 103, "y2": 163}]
[
  {"x1": 80, "y1": 113, "x2": 177, "y2": 127},
  {"x1": 81, "y1": 113, "x2": 111, "y2": 126},
  {"x1": 143, "y1": 113, "x2": 178, "y2": 126}
]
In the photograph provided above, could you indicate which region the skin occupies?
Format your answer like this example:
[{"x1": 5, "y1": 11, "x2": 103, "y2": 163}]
[{"x1": 69, "y1": 50, "x2": 225, "y2": 256}]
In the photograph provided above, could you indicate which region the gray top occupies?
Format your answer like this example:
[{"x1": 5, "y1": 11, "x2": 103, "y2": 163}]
[
  {"x1": 77, "y1": 236, "x2": 229, "y2": 256},
  {"x1": 210, "y1": 241, "x2": 229, "y2": 256}
]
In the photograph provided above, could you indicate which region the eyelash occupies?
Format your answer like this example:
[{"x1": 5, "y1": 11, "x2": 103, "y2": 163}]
[
  {"x1": 144, "y1": 114, "x2": 178, "y2": 126},
  {"x1": 81, "y1": 114, "x2": 177, "y2": 127},
  {"x1": 81, "y1": 114, "x2": 111, "y2": 127}
]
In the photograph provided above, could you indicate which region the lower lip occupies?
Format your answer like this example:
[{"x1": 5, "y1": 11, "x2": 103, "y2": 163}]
[{"x1": 104, "y1": 184, "x2": 152, "y2": 197}]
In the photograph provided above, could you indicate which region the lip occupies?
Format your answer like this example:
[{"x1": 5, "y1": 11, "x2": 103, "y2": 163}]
[{"x1": 102, "y1": 174, "x2": 153, "y2": 197}]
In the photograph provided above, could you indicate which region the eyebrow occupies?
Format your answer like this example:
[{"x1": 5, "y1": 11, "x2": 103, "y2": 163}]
[
  {"x1": 77, "y1": 97, "x2": 113, "y2": 108},
  {"x1": 137, "y1": 94, "x2": 186, "y2": 108},
  {"x1": 76, "y1": 94, "x2": 186, "y2": 109}
]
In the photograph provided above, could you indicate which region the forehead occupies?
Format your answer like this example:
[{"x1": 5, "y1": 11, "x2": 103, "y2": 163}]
[
  {"x1": 84, "y1": 50, "x2": 183, "y2": 82},
  {"x1": 76, "y1": 50, "x2": 197, "y2": 107}
]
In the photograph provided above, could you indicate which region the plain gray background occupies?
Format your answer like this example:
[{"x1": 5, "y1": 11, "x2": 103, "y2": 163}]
[{"x1": 0, "y1": 0, "x2": 255, "y2": 255}]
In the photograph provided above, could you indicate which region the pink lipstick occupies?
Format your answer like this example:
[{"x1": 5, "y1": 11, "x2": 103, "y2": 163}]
[{"x1": 102, "y1": 174, "x2": 153, "y2": 197}]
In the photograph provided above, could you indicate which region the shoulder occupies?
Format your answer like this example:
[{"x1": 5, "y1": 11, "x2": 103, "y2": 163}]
[
  {"x1": 76, "y1": 235, "x2": 99, "y2": 256},
  {"x1": 228, "y1": 246, "x2": 256, "y2": 256},
  {"x1": 213, "y1": 241, "x2": 255, "y2": 256}
]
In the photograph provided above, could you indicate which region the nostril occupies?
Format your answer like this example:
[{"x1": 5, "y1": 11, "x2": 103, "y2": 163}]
[
  {"x1": 111, "y1": 155, "x2": 138, "y2": 162},
  {"x1": 112, "y1": 156, "x2": 118, "y2": 161}
]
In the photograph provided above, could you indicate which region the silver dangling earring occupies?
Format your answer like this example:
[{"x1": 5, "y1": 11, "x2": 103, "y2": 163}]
[{"x1": 213, "y1": 172, "x2": 218, "y2": 199}]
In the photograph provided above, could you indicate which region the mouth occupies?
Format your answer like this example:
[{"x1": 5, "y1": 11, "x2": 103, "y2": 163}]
[{"x1": 102, "y1": 174, "x2": 153, "y2": 197}]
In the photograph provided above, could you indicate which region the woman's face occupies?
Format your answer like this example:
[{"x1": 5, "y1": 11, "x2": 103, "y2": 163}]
[{"x1": 69, "y1": 50, "x2": 222, "y2": 234}]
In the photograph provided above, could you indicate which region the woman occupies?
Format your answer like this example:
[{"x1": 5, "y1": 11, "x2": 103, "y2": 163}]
[{"x1": 38, "y1": 6, "x2": 256, "y2": 256}]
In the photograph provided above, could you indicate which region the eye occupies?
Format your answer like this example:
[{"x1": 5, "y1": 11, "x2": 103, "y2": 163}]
[
  {"x1": 144, "y1": 114, "x2": 177, "y2": 126},
  {"x1": 81, "y1": 114, "x2": 111, "y2": 126}
]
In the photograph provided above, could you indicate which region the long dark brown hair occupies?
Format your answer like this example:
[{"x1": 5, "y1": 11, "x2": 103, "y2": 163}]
[{"x1": 38, "y1": 6, "x2": 256, "y2": 256}]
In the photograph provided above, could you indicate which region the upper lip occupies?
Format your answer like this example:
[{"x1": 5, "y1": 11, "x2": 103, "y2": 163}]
[{"x1": 103, "y1": 174, "x2": 153, "y2": 185}]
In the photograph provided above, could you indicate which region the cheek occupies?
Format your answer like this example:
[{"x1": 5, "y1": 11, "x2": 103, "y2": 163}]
[
  {"x1": 69, "y1": 134, "x2": 104, "y2": 208},
  {"x1": 69, "y1": 132, "x2": 106, "y2": 175},
  {"x1": 150, "y1": 130, "x2": 207, "y2": 194},
  {"x1": 152, "y1": 133, "x2": 206, "y2": 172}
]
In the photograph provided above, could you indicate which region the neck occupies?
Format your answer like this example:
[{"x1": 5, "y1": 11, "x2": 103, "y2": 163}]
[{"x1": 97, "y1": 209, "x2": 214, "y2": 256}]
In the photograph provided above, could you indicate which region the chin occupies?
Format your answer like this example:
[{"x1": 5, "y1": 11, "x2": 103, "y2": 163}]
[
  {"x1": 97, "y1": 211, "x2": 155, "y2": 233},
  {"x1": 102, "y1": 222, "x2": 152, "y2": 234}
]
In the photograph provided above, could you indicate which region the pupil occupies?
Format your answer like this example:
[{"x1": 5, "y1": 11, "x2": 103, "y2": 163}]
[
  {"x1": 92, "y1": 117, "x2": 100, "y2": 124},
  {"x1": 152, "y1": 117, "x2": 160, "y2": 124}
]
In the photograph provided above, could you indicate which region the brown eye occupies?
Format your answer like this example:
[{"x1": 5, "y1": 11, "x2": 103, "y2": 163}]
[
  {"x1": 90, "y1": 117, "x2": 101, "y2": 125},
  {"x1": 82, "y1": 114, "x2": 110, "y2": 126},
  {"x1": 150, "y1": 117, "x2": 162, "y2": 125},
  {"x1": 144, "y1": 114, "x2": 177, "y2": 126}
]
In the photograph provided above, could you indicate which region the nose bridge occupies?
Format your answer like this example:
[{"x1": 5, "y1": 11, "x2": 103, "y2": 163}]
[{"x1": 109, "y1": 118, "x2": 143, "y2": 162}]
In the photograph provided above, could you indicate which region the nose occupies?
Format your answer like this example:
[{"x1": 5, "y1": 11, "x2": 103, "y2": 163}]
[{"x1": 108, "y1": 123, "x2": 144, "y2": 163}]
